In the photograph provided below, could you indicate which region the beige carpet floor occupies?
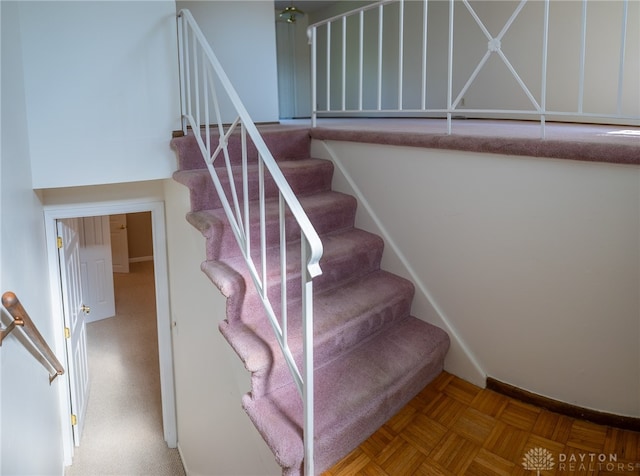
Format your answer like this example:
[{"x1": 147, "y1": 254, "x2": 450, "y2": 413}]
[{"x1": 65, "y1": 261, "x2": 185, "y2": 476}]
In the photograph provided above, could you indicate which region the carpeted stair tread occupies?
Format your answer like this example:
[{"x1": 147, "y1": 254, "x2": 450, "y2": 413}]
[
  {"x1": 186, "y1": 191, "x2": 357, "y2": 260},
  {"x1": 173, "y1": 158, "x2": 334, "y2": 212},
  {"x1": 218, "y1": 269, "x2": 416, "y2": 397},
  {"x1": 170, "y1": 126, "x2": 312, "y2": 171},
  {"x1": 242, "y1": 316, "x2": 450, "y2": 474},
  {"x1": 211, "y1": 227, "x2": 386, "y2": 308}
]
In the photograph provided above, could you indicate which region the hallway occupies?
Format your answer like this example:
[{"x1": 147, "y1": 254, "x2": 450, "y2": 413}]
[{"x1": 64, "y1": 261, "x2": 184, "y2": 476}]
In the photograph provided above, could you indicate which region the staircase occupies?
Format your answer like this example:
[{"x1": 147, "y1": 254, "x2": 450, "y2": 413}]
[{"x1": 171, "y1": 125, "x2": 450, "y2": 475}]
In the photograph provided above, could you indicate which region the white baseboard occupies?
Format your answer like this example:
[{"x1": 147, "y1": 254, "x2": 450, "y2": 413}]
[{"x1": 129, "y1": 256, "x2": 153, "y2": 263}]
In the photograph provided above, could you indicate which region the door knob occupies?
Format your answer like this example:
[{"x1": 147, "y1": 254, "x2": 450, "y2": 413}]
[
  {"x1": 81, "y1": 304, "x2": 91, "y2": 314},
  {"x1": 120, "y1": 225, "x2": 126, "y2": 230}
]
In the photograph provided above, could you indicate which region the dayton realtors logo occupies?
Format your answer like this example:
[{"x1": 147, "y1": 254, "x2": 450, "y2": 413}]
[
  {"x1": 523, "y1": 447, "x2": 640, "y2": 474},
  {"x1": 522, "y1": 447, "x2": 555, "y2": 475}
]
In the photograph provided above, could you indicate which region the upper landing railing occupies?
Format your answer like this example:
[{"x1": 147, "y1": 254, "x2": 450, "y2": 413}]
[
  {"x1": 177, "y1": 9, "x2": 322, "y2": 475},
  {"x1": 308, "y1": 0, "x2": 639, "y2": 137}
]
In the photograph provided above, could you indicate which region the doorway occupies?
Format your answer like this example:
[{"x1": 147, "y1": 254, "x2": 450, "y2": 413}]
[
  {"x1": 275, "y1": 16, "x2": 311, "y2": 119},
  {"x1": 70, "y1": 212, "x2": 151, "y2": 327},
  {"x1": 44, "y1": 200, "x2": 176, "y2": 467}
]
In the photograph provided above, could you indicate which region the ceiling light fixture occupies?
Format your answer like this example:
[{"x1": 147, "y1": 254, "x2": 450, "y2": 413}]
[{"x1": 280, "y1": 3, "x2": 305, "y2": 23}]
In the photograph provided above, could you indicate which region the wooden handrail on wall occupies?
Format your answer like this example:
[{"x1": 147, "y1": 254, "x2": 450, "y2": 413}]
[{"x1": 1, "y1": 291, "x2": 65, "y2": 384}]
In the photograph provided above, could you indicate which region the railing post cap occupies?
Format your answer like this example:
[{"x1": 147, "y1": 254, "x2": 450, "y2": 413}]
[{"x1": 2, "y1": 292, "x2": 18, "y2": 307}]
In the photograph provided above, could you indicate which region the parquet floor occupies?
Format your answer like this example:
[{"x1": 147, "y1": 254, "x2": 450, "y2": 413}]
[{"x1": 324, "y1": 372, "x2": 640, "y2": 476}]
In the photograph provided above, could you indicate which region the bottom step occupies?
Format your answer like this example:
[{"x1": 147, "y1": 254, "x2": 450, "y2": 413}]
[{"x1": 242, "y1": 317, "x2": 450, "y2": 475}]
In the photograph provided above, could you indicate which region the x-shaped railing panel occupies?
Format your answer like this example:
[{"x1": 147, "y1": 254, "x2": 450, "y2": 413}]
[{"x1": 452, "y1": 0, "x2": 544, "y2": 112}]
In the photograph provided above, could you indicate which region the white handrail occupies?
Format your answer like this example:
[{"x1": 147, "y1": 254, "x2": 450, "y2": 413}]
[
  {"x1": 308, "y1": 0, "x2": 639, "y2": 136},
  {"x1": 177, "y1": 10, "x2": 322, "y2": 475}
]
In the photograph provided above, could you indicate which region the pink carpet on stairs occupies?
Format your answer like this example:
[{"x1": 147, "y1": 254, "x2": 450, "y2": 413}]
[{"x1": 171, "y1": 125, "x2": 451, "y2": 475}]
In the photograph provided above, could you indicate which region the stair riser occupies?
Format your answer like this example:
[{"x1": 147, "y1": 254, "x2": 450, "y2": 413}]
[
  {"x1": 242, "y1": 318, "x2": 451, "y2": 474},
  {"x1": 250, "y1": 286, "x2": 416, "y2": 397},
  {"x1": 216, "y1": 268, "x2": 416, "y2": 397},
  {"x1": 175, "y1": 160, "x2": 334, "y2": 212},
  {"x1": 230, "y1": 237, "x2": 386, "y2": 320},
  {"x1": 196, "y1": 198, "x2": 357, "y2": 261},
  {"x1": 313, "y1": 360, "x2": 445, "y2": 473},
  {"x1": 206, "y1": 229, "x2": 396, "y2": 396},
  {"x1": 210, "y1": 248, "x2": 397, "y2": 392},
  {"x1": 171, "y1": 128, "x2": 312, "y2": 171},
  {"x1": 200, "y1": 229, "x2": 387, "y2": 371}
]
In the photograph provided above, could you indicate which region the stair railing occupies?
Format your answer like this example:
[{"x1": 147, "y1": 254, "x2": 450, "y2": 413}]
[
  {"x1": 1, "y1": 291, "x2": 65, "y2": 384},
  {"x1": 177, "y1": 9, "x2": 323, "y2": 474},
  {"x1": 308, "y1": 0, "x2": 638, "y2": 138}
]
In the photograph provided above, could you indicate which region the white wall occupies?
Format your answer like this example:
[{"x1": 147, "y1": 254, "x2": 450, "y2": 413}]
[
  {"x1": 1, "y1": 2, "x2": 65, "y2": 474},
  {"x1": 18, "y1": 1, "x2": 181, "y2": 189},
  {"x1": 178, "y1": 1, "x2": 280, "y2": 124},
  {"x1": 313, "y1": 139, "x2": 640, "y2": 418},
  {"x1": 164, "y1": 179, "x2": 280, "y2": 476},
  {"x1": 2, "y1": 1, "x2": 283, "y2": 473}
]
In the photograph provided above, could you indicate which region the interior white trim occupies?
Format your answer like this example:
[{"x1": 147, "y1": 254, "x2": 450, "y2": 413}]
[
  {"x1": 43, "y1": 198, "x2": 176, "y2": 466},
  {"x1": 129, "y1": 256, "x2": 154, "y2": 263}
]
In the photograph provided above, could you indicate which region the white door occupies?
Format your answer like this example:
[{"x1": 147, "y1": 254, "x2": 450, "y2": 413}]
[
  {"x1": 110, "y1": 214, "x2": 129, "y2": 273},
  {"x1": 79, "y1": 216, "x2": 115, "y2": 322},
  {"x1": 57, "y1": 218, "x2": 90, "y2": 447}
]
